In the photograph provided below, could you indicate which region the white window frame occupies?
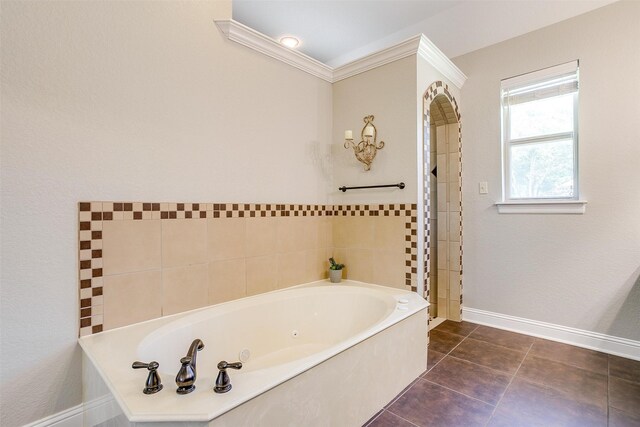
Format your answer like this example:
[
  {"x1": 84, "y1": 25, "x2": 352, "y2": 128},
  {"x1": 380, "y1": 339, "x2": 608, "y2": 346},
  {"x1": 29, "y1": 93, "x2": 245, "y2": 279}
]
[{"x1": 497, "y1": 61, "x2": 587, "y2": 214}]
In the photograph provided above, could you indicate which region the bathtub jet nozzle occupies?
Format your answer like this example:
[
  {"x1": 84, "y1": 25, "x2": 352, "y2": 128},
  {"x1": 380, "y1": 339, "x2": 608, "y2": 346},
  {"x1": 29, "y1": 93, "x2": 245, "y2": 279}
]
[
  {"x1": 175, "y1": 339, "x2": 204, "y2": 394},
  {"x1": 214, "y1": 360, "x2": 243, "y2": 393}
]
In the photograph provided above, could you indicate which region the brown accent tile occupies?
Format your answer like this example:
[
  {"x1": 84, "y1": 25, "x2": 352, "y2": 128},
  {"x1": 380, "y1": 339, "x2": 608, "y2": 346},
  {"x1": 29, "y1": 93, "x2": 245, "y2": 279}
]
[
  {"x1": 80, "y1": 318, "x2": 91, "y2": 328},
  {"x1": 92, "y1": 287, "x2": 103, "y2": 297},
  {"x1": 92, "y1": 325, "x2": 103, "y2": 333},
  {"x1": 434, "y1": 320, "x2": 478, "y2": 337},
  {"x1": 80, "y1": 298, "x2": 91, "y2": 308},
  {"x1": 609, "y1": 407, "x2": 640, "y2": 427},
  {"x1": 388, "y1": 378, "x2": 494, "y2": 427},
  {"x1": 91, "y1": 212, "x2": 102, "y2": 221},
  {"x1": 79, "y1": 202, "x2": 91, "y2": 211},
  {"x1": 517, "y1": 354, "x2": 607, "y2": 410},
  {"x1": 491, "y1": 377, "x2": 606, "y2": 427},
  {"x1": 133, "y1": 212, "x2": 142, "y2": 220},
  {"x1": 80, "y1": 241, "x2": 91, "y2": 250},
  {"x1": 80, "y1": 279, "x2": 91, "y2": 289},
  {"x1": 79, "y1": 221, "x2": 91, "y2": 231},
  {"x1": 529, "y1": 338, "x2": 608, "y2": 375},
  {"x1": 113, "y1": 203, "x2": 123, "y2": 211},
  {"x1": 103, "y1": 212, "x2": 113, "y2": 221},
  {"x1": 124, "y1": 203, "x2": 133, "y2": 211},
  {"x1": 610, "y1": 377, "x2": 640, "y2": 417},
  {"x1": 610, "y1": 354, "x2": 640, "y2": 383},
  {"x1": 152, "y1": 203, "x2": 160, "y2": 211},
  {"x1": 425, "y1": 356, "x2": 512, "y2": 405},
  {"x1": 91, "y1": 231, "x2": 102, "y2": 239},
  {"x1": 80, "y1": 260, "x2": 91, "y2": 270},
  {"x1": 367, "y1": 410, "x2": 414, "y2": 427},
  {"x1": 80, "y1": 308, "x2": 91, "y2": 318},
  {"x1": 468, "y1": 325, "x2": 534, "y2": 352},
  {"x1": 427, "y1": 350, "x2": 446, "y2": 371},
  {"x1": 450, "y1": 337, "x2": 526, "y2": 375},
  {"x1": 91, "y1": 249, "x2": 102, "y2": 258}
]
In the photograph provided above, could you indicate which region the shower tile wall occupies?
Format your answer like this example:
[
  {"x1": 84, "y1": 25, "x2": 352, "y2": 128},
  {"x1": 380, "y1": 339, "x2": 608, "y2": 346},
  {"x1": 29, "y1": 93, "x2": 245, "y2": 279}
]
[
  {"x1": 429, "y1": 125, "x2": 438, "y2": 317},
  {"x1": 78, "y1": 203, "x2": 418, "y2": 335}
]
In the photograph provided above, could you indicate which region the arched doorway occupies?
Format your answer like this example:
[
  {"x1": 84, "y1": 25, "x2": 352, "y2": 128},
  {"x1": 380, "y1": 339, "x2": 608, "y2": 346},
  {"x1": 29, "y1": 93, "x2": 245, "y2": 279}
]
[{"x1": 423, "y1": 82, "x2": 463, "y2": 323}]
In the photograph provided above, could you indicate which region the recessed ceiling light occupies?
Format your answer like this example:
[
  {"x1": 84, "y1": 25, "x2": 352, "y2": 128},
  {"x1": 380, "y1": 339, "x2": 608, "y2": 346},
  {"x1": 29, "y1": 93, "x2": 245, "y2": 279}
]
[{"x1": 279, "y1": 36, "x2": 300, "y2": 49}]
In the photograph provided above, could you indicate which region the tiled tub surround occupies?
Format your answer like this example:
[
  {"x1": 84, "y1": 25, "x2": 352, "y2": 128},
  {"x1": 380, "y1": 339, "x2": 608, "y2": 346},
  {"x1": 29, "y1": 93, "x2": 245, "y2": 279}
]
[{"x1": 78, "y1": 202, "x2": 418, "y2": 335}]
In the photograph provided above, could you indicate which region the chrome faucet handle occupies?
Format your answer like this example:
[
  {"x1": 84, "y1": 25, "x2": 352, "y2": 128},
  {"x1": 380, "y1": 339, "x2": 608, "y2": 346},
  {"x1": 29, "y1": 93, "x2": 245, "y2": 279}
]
[
  {"x1": 132, "y1": 361, "x2": 163, "y2": 394},
  {"x1": 214, "y1": 360, "x2": 243, "y2": 394}
]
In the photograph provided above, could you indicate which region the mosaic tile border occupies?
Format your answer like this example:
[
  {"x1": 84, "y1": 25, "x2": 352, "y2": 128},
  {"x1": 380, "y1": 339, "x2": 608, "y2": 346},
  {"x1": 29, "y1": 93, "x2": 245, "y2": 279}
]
[
  {"x1": 423, "y1": 81, "x2": 464, "y2": 319},
  {"x1": 79, "y1": 202, "x2": 417, "y2": 336}
]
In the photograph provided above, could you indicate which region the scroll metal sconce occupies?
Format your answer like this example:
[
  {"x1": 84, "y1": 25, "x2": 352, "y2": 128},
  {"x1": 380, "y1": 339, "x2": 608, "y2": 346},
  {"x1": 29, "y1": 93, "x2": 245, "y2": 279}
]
[{"x1": 344, "y1": 115, "x2": 385, "y2": 171}]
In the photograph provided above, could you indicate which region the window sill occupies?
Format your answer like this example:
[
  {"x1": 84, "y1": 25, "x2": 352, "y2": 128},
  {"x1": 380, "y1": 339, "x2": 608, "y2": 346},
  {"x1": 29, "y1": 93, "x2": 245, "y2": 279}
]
[{"x1": 495, "y1": 200, "x2": 587, "y2": 214}]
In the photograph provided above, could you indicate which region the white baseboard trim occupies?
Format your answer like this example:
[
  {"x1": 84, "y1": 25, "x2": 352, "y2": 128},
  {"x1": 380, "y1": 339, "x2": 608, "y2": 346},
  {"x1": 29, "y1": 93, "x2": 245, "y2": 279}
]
[
  {"x1": 462, "y1": 307, "x2": 640, "y2": 361},
  {"x1": 23, "y1": 404, "x2": 83, "y2": 427},
  {"x1": 24, "y1": 395, "x2": 116, "y2": 427}
]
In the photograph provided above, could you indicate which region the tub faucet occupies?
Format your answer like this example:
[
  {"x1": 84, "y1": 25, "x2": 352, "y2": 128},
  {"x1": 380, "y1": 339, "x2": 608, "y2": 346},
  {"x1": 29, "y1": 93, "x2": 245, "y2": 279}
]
[{"x1": 175, "y1": 339, "x2": 204, "y2": 394}]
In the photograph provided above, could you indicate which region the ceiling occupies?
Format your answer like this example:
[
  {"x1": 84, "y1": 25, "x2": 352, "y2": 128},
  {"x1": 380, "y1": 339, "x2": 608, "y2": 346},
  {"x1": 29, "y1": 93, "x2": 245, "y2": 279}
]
[{"x1": 233, "y1": 0, "x2": 617, "y2": 67}]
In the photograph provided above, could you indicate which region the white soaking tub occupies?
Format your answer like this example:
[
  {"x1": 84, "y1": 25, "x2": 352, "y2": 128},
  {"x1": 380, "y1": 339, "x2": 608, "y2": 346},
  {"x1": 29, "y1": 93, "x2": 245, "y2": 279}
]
[{"x1": 79, "y1": 280, "x2": 428, "y2": 426}]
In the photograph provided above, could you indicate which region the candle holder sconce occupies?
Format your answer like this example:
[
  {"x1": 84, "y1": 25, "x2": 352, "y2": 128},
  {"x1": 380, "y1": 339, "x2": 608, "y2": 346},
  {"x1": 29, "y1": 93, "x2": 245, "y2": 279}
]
[{"x1": 344, "y1": 115, "x2": 385, "y2": 171}]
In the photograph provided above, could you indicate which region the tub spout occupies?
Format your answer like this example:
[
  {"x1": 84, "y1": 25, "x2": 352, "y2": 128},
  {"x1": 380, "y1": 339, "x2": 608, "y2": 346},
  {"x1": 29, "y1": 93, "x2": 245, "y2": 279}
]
[{"x1": 175, "y1": 339, "x2": 204, "y2": 394}]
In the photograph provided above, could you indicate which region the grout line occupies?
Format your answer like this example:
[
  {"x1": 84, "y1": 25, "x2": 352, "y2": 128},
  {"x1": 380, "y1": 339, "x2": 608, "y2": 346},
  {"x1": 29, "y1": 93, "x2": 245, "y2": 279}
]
[
  {"x1": 445, "y1": 353, "x2": 518, "y2": 377},
  {"x1": 484, "y1": 340, "x2": 534, "y2": 426},
  {"x1": 363, "y1": 409, "x2": 384, "y2": 427},
  {"x1": 421, "y1": 378, "x2": 497, "y2": 407},
  {"x1": 384, "y1": 408, "x2": 422, "y2": 427}
]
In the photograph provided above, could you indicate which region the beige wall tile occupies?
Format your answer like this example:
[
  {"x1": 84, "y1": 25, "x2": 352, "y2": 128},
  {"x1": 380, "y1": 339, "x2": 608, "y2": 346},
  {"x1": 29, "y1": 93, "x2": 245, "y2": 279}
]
[
  {"x1": 449, "y1": 212, "x2": 461, "y2": 242},
  {"x1": 437, "y1": 183, "x2": 447, "y2": 211},
  {"x1": 436, "y1": 125, "x2": 447, "y2": 153},
  {"x1": 373, "y1": 216, "x2": 406, "y2": 252},
  {"x1": 447, "y1": 123, "x2": 459, "y2": 153},
  {"x1": 449, "y1": 243, "x2": 461, "y2": 271},
  {"x1": 207, "y1": 217, "x2": 246, "y2": 261},
  {"x1": 437, "y1": 215, "x2": 447, "y2": 239},
  {"x1": 277, "y1": 217, "x2": 315, "y2": 253},
  {"x1": 162, "y1": 264, "x2": 209, "y2": 315},
  {"x1": 350, "y1": 216, "x2": 374, "y2": 249},
  {"x1": 318, "y1": 219, "x2": 333, "y2": 249},
  {"x1": 429, "y1": 269, "x2": 438, "y2": 302},
  {"x1": 306, "y1": 249, "x2": 329, "y2": 282},
  {"x1": 437, "y1": 297, "x2": 448, "y2": 318},
  {"x1": 332, "y1": 217, "x2": 349, "y2": 248},
  {"x1": 208, "y1": 259, "x2": 246, "y2": 305},
  {"x1": 449, "y1": 299, "x2": 461, "y2": 321},
  {"x1": 437, "y1": 269, "x2": 449, "y2": 297},
  {"x1": 277, "y1": 250, "x2": 307, "y2": 288},
  {"x1": 246, "y1": 255, "x2": 278, "y2": 296},
  {"x1": 372, "y1": 250, "x2": 406, "y2": 289},
  {"x1": 103, "y1": 220, "x2": 161, "y2": 275},
  {"x1": 437, "y1": 240, "x2": 448, "y2": 270},
  {"x1": 437, "y1": 154, "x2": 447, "y2": 182},
  {"x1": 343, "y1": 248, "x2": 373, "y2": 283},
  {"x1": 161, "y1": 219, "x2": 207, "y2": 268},
  {"x1": 245, "y1": 218, "x2": 277, "y2": 257},
  {"x1": 449, "y1": 152, "x2": 460, "y2": 184},
  {"x1": 449, "y1": 181, "x2": 461, "y2": 207},
  {"x1": 449, "y1": 270, "x2": 461, "y2": 301},
  {"x1": 103, "y1": 270, "x2": 162, "y2": 330}
]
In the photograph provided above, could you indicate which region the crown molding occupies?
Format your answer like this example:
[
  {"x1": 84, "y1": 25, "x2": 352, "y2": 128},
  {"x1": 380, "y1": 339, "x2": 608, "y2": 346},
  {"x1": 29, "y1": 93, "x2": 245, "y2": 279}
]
[
  {"x1": 215, "y1": 20, "x2": 333, "y2": 82},
  {"x1": 417, "y1": 35, "x2": 467, "y2": 89},
  {"x1": 214, "y1": 19, "x2": 467, "y2": 88},
  {"x1": 332, "y1": 35, "x2": 423, "y2": 82}
]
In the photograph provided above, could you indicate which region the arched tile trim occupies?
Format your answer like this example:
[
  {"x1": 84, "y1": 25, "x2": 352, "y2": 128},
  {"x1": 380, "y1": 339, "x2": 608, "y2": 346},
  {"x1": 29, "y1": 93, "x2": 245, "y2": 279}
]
[{"x1": 422, "y1": 81, "x2": 463, "y2": 320}]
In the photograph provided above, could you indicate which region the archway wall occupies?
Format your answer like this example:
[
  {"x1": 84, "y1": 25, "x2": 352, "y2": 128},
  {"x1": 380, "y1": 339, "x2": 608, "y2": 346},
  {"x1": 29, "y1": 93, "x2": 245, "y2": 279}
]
[{"x1": 416, "y1": 57, "x2": 464, "y2": 321}]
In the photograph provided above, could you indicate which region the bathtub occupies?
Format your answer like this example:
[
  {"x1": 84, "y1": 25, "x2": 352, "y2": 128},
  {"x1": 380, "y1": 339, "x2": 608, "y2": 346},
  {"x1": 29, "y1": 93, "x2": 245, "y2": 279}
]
[{"x1": 80, "y1": 280, "x2": 428, "y2": 426}]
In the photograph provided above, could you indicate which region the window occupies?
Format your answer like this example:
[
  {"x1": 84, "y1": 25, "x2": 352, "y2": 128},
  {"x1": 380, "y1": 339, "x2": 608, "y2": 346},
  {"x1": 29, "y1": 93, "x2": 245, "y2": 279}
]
[{"x1": 501, "y1": 61, "x2": 579, "y2": 203}]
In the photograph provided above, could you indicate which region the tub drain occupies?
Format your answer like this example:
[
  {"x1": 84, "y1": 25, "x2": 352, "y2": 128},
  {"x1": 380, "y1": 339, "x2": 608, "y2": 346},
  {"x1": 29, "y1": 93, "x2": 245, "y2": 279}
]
[{"x1": 291, "y1": 330, "x2": 299, "y2": 338}]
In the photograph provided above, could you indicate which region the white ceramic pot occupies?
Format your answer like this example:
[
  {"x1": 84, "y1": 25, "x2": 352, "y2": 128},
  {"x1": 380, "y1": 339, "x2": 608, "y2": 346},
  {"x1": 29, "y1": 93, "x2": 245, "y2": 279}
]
[{"x1": 329, "y1": 269, "x2": 342, "y2": 283}]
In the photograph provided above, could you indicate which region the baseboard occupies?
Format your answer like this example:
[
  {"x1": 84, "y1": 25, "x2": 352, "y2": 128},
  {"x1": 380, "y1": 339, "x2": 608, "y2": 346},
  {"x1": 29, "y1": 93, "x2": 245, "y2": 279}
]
[
  {"x1": 462, "y1": 307, "x2": 640, "y2": 361},
  {"x1": 23, "y1": 404, "x2": 83, "y2": 427},
  {"x1": 24, "y1": 395, "x2": 115, "y2": 427}
]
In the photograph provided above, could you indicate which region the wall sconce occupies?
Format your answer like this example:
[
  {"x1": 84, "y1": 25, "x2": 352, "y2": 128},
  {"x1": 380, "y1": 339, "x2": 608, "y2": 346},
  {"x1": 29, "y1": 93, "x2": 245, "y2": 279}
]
[{"x1": 344, "y1": 115, "x2": 385, "y2": 171}]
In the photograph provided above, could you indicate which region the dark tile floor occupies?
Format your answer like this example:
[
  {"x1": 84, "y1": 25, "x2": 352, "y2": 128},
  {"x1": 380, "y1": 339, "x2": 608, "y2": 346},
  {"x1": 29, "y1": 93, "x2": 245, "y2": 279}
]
[{"x1": 365, "y1": 321, "x2": 640, "y2": 427}]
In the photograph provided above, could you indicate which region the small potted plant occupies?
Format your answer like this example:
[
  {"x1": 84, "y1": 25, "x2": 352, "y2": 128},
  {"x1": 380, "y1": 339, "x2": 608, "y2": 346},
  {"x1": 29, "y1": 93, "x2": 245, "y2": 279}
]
[{"x1": 328, "y1": 257, "x2": 345, "y2": 283}]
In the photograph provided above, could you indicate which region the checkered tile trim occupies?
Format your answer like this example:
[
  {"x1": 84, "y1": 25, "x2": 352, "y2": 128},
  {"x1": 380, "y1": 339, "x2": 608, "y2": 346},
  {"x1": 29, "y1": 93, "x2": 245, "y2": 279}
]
[
  {"x1": 423, "y1": 81, "x2": 464, "y2": 319},
  {"x1": 78, "y1": 202, "x2": 333, "y2": 336},
  {"x1": 333, "y1": 204, "x2": 419, "y2": 293}
]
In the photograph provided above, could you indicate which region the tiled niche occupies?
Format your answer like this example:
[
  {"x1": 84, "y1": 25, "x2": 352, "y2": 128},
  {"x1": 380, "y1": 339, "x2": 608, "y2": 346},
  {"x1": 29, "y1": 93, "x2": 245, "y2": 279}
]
[{"x1": 78, "y1": 202, "x2": 417, "y2": 335}]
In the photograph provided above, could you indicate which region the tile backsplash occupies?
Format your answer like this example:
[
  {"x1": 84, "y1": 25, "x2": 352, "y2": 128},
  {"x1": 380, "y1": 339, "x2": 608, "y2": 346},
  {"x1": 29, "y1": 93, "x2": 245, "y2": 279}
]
[{"x1": 78, "y1": 202, "x2": 417, "y2": 335}]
